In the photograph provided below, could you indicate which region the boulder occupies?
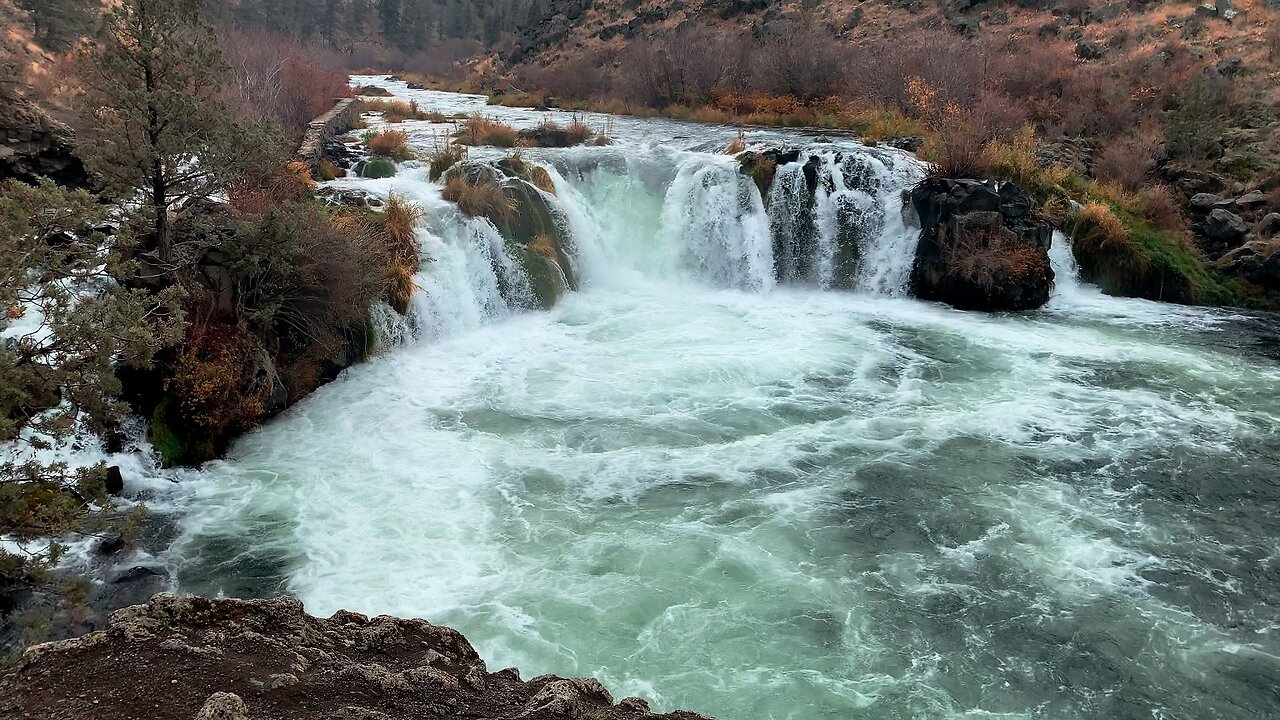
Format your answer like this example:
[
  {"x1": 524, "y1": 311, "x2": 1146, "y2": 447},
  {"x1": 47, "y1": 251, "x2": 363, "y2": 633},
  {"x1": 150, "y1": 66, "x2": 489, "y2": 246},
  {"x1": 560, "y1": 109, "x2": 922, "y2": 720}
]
[
  {"x1": 104, "y1": 465, "x2": 125, "y2": 495},
  {"x1": 443, "y1": 161, "x2": 579, "y2": 310},
  {"x1": 1189, "y1": 192, "x2": 1220, "y2": 211},
  {"x1": 195, "y1": 693, "x2": 250, "y2": 720},
  {"x1": 909, "y1": 177, "x2": 1054, "y2": 311},
  {"x1": 1257, "y1": 213, "x2": 1280, "y2": 238},
  {"x1": 1217, "y1": 240, "x2": 1280, "y2": 287},
  {"x1": 1235, "y1": 190, "x2": 1268, "y2": 208},
  {"x1": 1196, "y1": 207, "x2": 1250, "y2": 257},
  {"x1": 1075, "y1": 40, "x2": 1105, "y2": 59}
]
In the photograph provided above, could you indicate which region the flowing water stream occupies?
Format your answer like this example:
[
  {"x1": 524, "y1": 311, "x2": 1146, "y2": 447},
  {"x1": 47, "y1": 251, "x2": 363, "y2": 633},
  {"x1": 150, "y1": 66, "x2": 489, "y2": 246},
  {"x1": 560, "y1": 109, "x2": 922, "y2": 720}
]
[{"x1": 163, "y1": 81, "x2": 1280, "y2": 719}]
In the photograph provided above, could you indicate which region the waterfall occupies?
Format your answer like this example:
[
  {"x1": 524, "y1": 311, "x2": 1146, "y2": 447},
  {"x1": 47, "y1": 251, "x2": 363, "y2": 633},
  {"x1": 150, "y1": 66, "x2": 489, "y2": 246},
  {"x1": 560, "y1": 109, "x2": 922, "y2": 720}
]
[{"x1": 364, "y1": 141, "x2": 926, "y2": 349}]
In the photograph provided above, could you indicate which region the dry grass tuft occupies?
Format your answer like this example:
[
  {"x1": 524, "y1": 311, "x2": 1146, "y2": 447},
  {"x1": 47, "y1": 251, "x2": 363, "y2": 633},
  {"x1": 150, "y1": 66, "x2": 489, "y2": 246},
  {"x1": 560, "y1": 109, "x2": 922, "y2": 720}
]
[
  {"x1": 529, "y1": 234, "x2": 559, "y2": 258},
  {"x1": 455, "y1": 113, "x2": 521, "y2": 147},
  {"x1": 943, "y1": 226, "x2": 1047, "y2": 291},
  {"x1": 565, "y1": 119, "x2": 594, "y2": 145},
  {"x1": 529, "y1": 166, "x2": 557, "y2": 195},
  {"x1": 366, "y1": 130, "x2": 415, "y2": 161},
  {"x1": 725, "y1": 131, "x2": 747, "y2": 155},
  {"x1": 428, "y1": 144, "x2": 467, "y2": 181},
  {"x1": 442, "y1": 175, "x2": 515, "y2": 224},
  {"x1": 379, "y1": 194, "x2": 423, "y2": 313}
]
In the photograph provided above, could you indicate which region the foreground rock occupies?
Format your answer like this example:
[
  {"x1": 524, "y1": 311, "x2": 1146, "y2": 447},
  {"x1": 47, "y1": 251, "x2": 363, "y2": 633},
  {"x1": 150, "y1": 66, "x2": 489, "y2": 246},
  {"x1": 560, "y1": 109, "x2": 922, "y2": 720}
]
[
  {"x1": 0, "y1": 594, "x2": 713, "y2": 720},
  {"x1": 909, "y1": 177, "x2": 1054, "y2": 311}
]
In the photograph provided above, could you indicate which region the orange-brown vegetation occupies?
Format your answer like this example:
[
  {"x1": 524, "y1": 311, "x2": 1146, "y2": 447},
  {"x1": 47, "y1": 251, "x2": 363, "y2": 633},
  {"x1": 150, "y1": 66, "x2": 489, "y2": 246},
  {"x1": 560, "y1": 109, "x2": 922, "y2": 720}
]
[
  {"x1": 943, "y1": 226, "x2": 1048, "y2": 292},
  {"x1": 366, "y1": 129, "x2": 415, "y2": 161},
  {"x1": 455, "y1": 113, "x2": 521, "y2": 147},
  {"x1": 442, "y1": 174, "x2": 515, "y2": 224}
]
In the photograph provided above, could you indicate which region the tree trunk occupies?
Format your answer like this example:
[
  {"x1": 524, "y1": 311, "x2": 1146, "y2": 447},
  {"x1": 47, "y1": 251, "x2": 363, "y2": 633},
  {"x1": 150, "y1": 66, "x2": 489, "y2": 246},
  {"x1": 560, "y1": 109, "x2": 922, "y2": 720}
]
[{"x1": 153, "y1": 167, "x2": 170, "y2": 273}]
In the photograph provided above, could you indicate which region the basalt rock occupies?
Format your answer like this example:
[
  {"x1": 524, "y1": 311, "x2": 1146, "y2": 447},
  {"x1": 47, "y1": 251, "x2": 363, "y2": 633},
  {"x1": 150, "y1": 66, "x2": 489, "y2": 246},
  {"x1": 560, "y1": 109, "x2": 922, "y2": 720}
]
[
  {"x1": 1217, "y1": 240, "x2": 1280, "y2": 288},
  {"x1": 0, "y1": 594, "x2": 715, "y2": 720},
  {"x1": 0, "y1": 88, "x2": 90, "y2": 188},
  {"x1": 1196, "y1": 207, "x2": 1250, "y2": 258},
  {"x1": 909, "y1": 177, "x2": 1054, "y2": 311}
]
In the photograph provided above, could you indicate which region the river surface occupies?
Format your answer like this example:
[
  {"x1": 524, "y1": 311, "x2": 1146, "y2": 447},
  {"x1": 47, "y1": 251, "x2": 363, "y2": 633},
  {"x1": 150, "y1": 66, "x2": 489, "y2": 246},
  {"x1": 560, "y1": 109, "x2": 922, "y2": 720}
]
[{"x1": 164, "y1": 80, "x2": 1280, "y2": 719}]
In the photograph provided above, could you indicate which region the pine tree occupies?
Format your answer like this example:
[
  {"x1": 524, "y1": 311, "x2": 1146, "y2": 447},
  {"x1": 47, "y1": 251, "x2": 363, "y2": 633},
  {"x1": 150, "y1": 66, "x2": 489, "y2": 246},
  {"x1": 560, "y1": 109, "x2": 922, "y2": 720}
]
[
  {"x1": 0, "y1": 180, "x2": 184, "y2": 587},
  {"x1": 75, "y1": 0, "x2": 279, "y2": 279}
]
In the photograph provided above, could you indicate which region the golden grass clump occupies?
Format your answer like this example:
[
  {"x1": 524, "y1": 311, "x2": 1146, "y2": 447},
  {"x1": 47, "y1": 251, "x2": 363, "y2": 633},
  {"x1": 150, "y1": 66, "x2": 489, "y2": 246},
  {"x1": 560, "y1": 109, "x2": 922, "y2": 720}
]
[
  {"x1": 366, "y1": 130, "x2": 415, "y2": 161},
  {"x1": 982, "y1": 126, "x2": 1070, "y2": 195},
  {"x1": 1075, "y1": 202, "x2": 1131, "y2": 248},
  {"x1": 565, "y1": 119, "x2": 594, "y2": 145},
  {"x1": 529, "y1": 166, "x2": 557, "y2": 195},
  {"x1": 529, "y1": 233, "x2": 559, "y2": 258},
  {"x1": 725, "y1": 131, "x2": 747, "y2": 155},
  {"x1": 455, "y1": 113, "x2": 521, "y2": 147},
  {"x1": 428, "y1": 144, "x2": 468, "y2": 181},
  {"x1": 316, "y1": 158, "x2": 342, "y2": 181},
  {"x1": 378, "y1": 194, "x2": 423, "y2": 313},
  {"x1": 442, "y1": 175, "x2": 516, "y2": 224}
]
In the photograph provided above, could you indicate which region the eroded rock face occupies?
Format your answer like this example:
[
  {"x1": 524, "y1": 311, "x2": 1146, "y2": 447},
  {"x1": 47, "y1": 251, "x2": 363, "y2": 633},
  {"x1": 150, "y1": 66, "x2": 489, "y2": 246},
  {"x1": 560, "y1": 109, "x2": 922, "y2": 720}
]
[
  {"x1": 909, "y1": 177, "x2": 1054, "y2": 311},
  {"x1": 0, "y1": 88, "x2": 89, "y2": 188},
  {"x1": 0, "y1": 594, "x2": 714, "y2": 720}
]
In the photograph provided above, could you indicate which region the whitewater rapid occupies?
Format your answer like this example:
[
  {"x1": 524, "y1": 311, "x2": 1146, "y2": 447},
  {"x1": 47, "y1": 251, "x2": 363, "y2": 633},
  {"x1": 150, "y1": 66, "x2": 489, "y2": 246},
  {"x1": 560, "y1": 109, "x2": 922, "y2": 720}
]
[{"x1": 164, "y1": 82, "x2": 1280, "y2": 719}]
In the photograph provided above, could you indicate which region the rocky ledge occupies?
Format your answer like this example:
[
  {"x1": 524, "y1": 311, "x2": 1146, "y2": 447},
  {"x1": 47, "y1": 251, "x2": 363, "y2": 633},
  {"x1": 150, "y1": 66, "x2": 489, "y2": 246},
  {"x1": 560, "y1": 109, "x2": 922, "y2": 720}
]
[{"x1": 0, "y1": 594, "x2": 713, "y2": 720}]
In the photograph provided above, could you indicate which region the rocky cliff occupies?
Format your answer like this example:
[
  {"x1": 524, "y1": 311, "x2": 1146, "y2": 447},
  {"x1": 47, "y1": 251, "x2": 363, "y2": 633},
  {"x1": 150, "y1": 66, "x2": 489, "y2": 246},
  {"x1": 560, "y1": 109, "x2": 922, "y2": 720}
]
[{"x1": 0, "y1": 594, "x2": 714, "y2": 720}]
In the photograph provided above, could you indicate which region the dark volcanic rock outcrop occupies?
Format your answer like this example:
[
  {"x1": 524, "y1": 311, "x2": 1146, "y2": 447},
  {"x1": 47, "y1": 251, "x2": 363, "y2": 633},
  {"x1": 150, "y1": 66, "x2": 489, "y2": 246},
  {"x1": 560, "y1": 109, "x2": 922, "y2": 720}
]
[
  {"x1": 0, "y1": 87, "x2": 89, "y2": 188},
  {"x1": 0, "y1": 594, "x2": 713, "y2": 720},
  {"x1": 909, "y1": 177, "x2": 1054, "y2": 311}
]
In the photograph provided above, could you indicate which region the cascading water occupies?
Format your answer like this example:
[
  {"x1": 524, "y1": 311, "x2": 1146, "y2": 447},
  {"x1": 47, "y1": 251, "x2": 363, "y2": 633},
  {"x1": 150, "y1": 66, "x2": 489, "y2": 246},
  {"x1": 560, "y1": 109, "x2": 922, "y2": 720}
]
[{"x1": 162, "y1": 82, "x2": 1280, "y2": 720}]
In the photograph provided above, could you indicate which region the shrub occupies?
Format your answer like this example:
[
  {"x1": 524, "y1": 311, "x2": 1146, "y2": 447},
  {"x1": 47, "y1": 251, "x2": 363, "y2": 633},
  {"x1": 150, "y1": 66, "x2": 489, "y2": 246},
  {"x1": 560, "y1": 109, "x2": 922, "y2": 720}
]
[
  {"x1": 923, "y1": 124, "x2": 992, "y2": 179},
  {"x1": 362, "y1": 158, "x2": 397, "y2": 178},
  {"x1": 220, "y1": 29, "x2": 353, "y2": 143},
  {"x1": 227, "y1": 161, "x2": 314, "y2": 214},
  {"x1": 166, "y1": 314, "x2": 266, "y2": 457},
  {"x1": 1094, "y1": 129, "x2": 1163, "y2": 191},
  {"x1": 1136, "y1": 185, "x2": 1184, "y2": 233},
  {"x1": 442, "y1": 175, "x2": 515, "y2": 224},
  {"x1": 455, "y1": 113, "x2": 520, "y2": 147},
  {"x1": 943, "y1": 225, "x2": 1048, "y2": 292},
  {"x1": 428, "y1": 144, "x2": 467, "y2": 181}
]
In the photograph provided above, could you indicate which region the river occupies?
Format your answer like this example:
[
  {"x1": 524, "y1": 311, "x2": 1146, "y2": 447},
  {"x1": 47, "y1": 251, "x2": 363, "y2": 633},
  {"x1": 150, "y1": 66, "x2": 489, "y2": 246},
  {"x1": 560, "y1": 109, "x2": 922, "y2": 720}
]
[{"x1": 163, "y1": 80, "x2": 1280, "y2": 719}]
